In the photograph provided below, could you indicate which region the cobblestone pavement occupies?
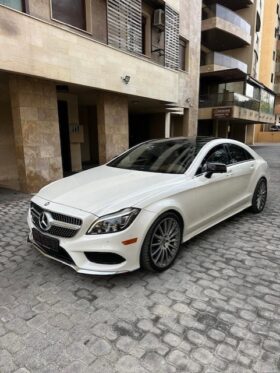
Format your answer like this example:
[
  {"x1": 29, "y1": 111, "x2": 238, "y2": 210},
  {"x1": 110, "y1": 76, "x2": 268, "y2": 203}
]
[{"x1": 1, "y1": 145, "x2": 280, "y2": 373}]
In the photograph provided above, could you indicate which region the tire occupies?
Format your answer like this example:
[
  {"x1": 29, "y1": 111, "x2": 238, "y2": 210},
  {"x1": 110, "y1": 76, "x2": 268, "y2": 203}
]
[
  {"x1": 140, "y1": 212, "x2": 182, "y2": 272},
  {"x1": 250, "y1": 178, "x2": 267, "y2": 213}
]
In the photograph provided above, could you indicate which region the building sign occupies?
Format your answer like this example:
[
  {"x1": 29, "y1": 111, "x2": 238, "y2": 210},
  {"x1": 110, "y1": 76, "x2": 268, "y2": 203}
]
[{"x1": 212, "y1": 107, "x2": 233, "y2": 119}]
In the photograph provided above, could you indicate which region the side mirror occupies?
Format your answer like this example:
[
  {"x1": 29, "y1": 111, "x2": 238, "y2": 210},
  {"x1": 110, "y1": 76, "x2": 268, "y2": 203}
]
[{"x1": 204, "y1": 162, "x2": 227, "y2": 179}]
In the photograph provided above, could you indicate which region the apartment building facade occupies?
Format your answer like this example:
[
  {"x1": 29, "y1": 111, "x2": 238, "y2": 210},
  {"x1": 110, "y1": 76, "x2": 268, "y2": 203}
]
[
  {"x1": 253, "y1": 0, "x2": 280, "y2": 143},
  {"x1": 0, "y1": 0, "x2": 202, "y2": 193},
  {"x1": 198, "y1": 0, "x2": 276, "y2": 144}
]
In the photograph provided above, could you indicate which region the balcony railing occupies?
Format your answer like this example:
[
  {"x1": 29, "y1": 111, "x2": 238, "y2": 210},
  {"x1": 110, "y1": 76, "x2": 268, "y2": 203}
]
[
  {"x1": 203, "y1": 0, "x2": 254, "y2": 11},
  {"x1": 202, "y1": 52, "x2": 248, "y2": 73},
  {"x1": 203, "y1": 4, "x2": 251, "y2": 35},
  {"x1": 200, "y1": 92, "x2": 260, "y2": 111}
]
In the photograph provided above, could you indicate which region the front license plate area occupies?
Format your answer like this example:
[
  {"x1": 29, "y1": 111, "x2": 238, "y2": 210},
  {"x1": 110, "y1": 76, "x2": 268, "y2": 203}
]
[{"x1": 32, "y1": 228, "x2": 59, "y2": 252}]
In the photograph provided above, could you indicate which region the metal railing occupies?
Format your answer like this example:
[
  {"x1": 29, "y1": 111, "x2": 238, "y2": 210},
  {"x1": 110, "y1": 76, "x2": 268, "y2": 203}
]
[
  {"x1": 203, "y1": 52, "x2": 248, "y2": 73},
  {"x1": 199, "y1": 92, "x2": 260, "y2": 111},
  {"x1": 203, "y1": 4, "x2": 251, "y2": 35}
]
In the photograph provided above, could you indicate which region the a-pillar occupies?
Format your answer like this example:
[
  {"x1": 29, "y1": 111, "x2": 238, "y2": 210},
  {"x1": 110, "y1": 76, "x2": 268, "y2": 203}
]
[
  {"x1": 9, "y1": 75, "x2": 63, "y2": 193},
  {"x1": 97, "y1": 92, "x2": 129, "y2": 164}
]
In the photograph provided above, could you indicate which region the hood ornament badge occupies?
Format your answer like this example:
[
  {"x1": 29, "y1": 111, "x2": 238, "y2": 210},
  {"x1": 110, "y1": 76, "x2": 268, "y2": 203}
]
[{"x1": 39, "y1": 211, "x2": 52, "y2": 231}]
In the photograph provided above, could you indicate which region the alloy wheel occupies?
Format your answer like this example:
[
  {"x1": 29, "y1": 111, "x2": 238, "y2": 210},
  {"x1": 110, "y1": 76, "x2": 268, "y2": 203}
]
[
  {"x1": 256, "y1": 180, "x2": 267, "y2": 211},
  {"x1": 150, "y1": 217, "x2": 181, "y2": 268}
]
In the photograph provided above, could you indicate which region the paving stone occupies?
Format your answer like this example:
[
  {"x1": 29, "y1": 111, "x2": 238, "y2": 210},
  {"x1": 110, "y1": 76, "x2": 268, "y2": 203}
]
[
  {"x1": 192, "y1": 347, "x2": 214, "y2": 365},
  {"x1": 163, "y1": 332, "x2": 182, "y2": 347},
  {"x1": 0, "y1": 349, "x2": 17, "y2": 373},
  {"x1": 186, "y1": 330, "x2": 206, "y2": 346},
  {"x1": 89, "y1": 357, "x2": 115, "y2": 373},
  {"x1": 116, "y1": 336, "x2": 137, "y2": 353},
  {"x1": 142, "y1": 352, "x2": 175, "y2": 373},
  {"x1": 62, "y1": 361, "x2": 88, "y2": 373},
  {"x1": 216, "y1": 343, "x2": 237, "y2": 361},
  {"x1": 115, "y1": 355, "x2": 148, "y2": 373},
  {"x1": 139, "y1": 332, "x2": 169, "y2": 355},
  {"x1": 207, "y1": 328, "x2": 226, "y2": 342},
  {"x1": 167, "y1": 350, "x2": 203, "y2": 372},
  {"x1": 239, "y1": 340, "x2": 261, "y2": 359},
  {"x1": 90, "y1": 338, "x2": 112, "y2": 356}
]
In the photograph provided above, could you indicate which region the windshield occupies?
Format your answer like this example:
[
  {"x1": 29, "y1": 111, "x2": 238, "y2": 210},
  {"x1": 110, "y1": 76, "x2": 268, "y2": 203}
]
[{"x1": 107, "y1": 139, "x2": 206, "y2": 174}]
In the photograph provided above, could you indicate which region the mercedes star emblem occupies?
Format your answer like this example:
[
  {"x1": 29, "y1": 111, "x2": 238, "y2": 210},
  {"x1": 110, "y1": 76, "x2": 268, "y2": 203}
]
[{"x1": 39, "y1": 211, "x2": 52, "y2": 231}]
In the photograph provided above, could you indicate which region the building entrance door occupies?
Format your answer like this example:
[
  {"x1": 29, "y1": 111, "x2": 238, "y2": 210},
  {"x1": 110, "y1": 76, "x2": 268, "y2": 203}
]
[{"x1": 58, "y1": 100, "x2": 72, "y2": 175}]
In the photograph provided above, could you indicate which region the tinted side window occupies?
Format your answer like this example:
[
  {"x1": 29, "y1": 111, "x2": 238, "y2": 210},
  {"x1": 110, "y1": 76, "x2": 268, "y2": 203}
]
[
  {"x1": 196, "y1": 145, "x2": 230, "y2": 175},
  {"x1": 228, "y1": 144, "x2": 254, "y2": 164}
]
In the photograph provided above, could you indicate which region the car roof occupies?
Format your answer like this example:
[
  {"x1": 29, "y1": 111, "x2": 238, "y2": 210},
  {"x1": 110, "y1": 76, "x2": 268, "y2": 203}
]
[{"x1": 146, "y1": 136, "x2": 219, "y2": 148}]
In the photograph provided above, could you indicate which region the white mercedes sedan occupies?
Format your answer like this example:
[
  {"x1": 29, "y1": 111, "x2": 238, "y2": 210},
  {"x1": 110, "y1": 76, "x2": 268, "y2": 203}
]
[{"x1": 27, "y1": 137, "x2": 268, "y2": 275}]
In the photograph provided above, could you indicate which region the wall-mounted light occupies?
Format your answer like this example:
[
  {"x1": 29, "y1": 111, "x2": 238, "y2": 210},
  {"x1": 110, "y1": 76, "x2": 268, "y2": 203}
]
[{"x1": 121, "y1": 75, "x2": 131, "y2": 84}]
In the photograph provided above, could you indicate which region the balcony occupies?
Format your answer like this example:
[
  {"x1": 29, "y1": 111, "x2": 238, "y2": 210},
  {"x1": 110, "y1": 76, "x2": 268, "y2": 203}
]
[
  {"x1": 201, "y1": 52, "x2": 248, "y2": 75},
  {"x1": 199, "y1": 92, "x2": 275, "y2": 124},
  {"x1": 202, "y1": 4, "x2": 251, "y2": 51},
  {"x1": 200, "y1": 92, "x2": 259, "y2": 110},
  {"x1": 203, "y1": 0, "x2": 254, "y2": 11}
]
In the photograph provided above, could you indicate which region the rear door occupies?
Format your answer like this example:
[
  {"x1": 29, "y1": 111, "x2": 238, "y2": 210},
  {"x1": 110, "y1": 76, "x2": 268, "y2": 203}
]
[{"x1": 225, "y1": 143, "x2": 256, "y2": 206}]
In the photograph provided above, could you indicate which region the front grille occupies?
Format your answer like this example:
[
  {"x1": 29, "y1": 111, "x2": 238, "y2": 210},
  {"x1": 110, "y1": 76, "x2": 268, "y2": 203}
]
[
  {"x1": 30, "y1": 202, "x2": 82, "y2": 238},
  {"x1": 32, "y1": 229, "x2": 75, "y2": 265}
]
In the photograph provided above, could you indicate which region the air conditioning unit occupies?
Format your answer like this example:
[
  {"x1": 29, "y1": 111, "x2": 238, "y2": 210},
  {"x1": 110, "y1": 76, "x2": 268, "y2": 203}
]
[{"x1": 153, "y1": 9, "x2": 165, "y2": 30}]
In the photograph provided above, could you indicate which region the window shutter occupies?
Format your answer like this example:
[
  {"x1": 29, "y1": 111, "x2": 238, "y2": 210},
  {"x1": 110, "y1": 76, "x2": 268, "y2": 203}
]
[
  {"x1": 107, "y1": 0, "x2": 142, "y2": 54},
  {"x1": 165, "y1": 6, "x2": 180, "y2": 70}
]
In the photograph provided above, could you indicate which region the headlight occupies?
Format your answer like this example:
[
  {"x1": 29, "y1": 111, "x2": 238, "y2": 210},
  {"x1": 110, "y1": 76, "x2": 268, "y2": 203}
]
[{"x1": 87, "y1": 208, "x2": 140, "y2": 235}]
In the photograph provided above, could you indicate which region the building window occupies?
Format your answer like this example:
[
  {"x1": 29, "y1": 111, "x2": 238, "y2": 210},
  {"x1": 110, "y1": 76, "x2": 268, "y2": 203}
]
[
  {"x1": 51, "y1": 0, "x2": 86, "y2": 31},
  {"x1": 271, "y1": 73, "x2": 274, "y2": 83},
  {"x1": 273, "y1": 51, "x2": 276, "y2": 60},
  {"x1": 179, "y1": 37, "x2": 189, "y2": 71},
  {"x1": 0, "y1": 0, "x2": 26, "y2": 12}
]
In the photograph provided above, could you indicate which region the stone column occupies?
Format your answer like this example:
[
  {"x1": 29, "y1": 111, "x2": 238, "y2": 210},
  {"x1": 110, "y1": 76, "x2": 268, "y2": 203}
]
[
  {"x1": 9, "y1": 75, "x2": 63, "y2": 193},
  {"x1": 97, "y1": 92, "x2": 129, "y2": 164},
  {"x1": 245, "y1": 124, "x2": 255, "y2": 145},
  {"x1": 182, "y1": 109, "x2": 198, "y2": 137}
]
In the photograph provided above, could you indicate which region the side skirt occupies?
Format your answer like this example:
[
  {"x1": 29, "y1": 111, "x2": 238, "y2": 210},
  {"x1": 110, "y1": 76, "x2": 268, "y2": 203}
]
[{"x1": 182, "y1": 202, "x2": 251, "y2": 244}]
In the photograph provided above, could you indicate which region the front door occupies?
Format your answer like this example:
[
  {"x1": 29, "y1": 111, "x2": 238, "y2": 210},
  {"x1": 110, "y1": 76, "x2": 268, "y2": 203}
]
[{"x1": 184, "y1": 144, "x2": 233, "y2": 235}]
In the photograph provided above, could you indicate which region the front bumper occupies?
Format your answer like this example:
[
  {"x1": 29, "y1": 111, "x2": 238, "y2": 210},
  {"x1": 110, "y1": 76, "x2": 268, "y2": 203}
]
[{"x1": 27, "y1": 196, "x2": 155, "y2": 275}]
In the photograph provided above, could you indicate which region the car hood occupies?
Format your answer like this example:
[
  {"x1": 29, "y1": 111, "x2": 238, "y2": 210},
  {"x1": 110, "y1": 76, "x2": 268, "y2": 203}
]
[{"x1": 37, "y1": 165, "x2": 185, "y2": 216}]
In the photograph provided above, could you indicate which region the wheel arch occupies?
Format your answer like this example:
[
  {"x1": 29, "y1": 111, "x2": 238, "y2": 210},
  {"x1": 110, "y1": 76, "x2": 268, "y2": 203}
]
[
  {"x1": 143, "y1": 199, "x2": 186, "y2": 236},
  {"x1": 140, "y1": 208, "x2": 184, "y2": 272}
]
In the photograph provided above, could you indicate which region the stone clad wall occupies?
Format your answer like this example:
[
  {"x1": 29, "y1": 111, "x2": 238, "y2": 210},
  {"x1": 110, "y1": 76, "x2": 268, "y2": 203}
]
[
  {"x1": 0, "y1": 76, "x2": 19, "y2": 190},
  {"x1": 9, "y1": 76, "x2": 63, "y2": 193},
  {"x1": 0, "y1": 6, "x2": 179, "y2": 104},
  {"x1": 179, "y1": 0, "x2": 202, "y2": 136},
  {"x1": 97, "y1": 93, "x2": 129, "y2": 164}
]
